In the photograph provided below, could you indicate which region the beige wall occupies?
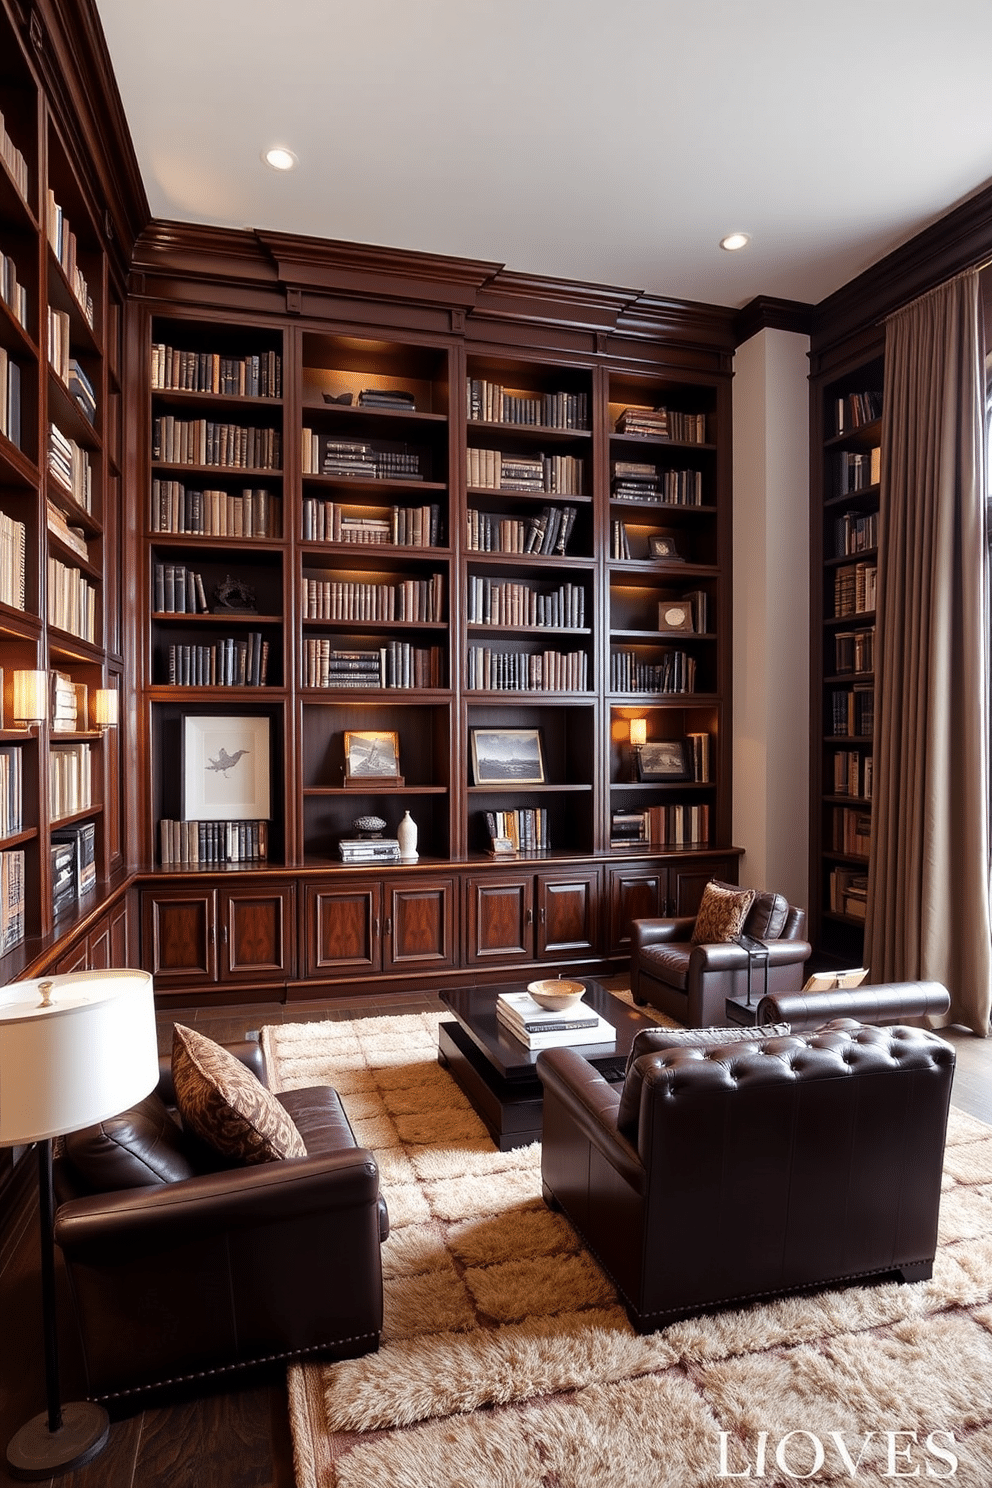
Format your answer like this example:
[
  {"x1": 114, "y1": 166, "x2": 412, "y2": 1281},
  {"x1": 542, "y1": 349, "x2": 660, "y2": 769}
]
[{"x1": 732, "y1": 327, "x2": 810, "y2": 910}]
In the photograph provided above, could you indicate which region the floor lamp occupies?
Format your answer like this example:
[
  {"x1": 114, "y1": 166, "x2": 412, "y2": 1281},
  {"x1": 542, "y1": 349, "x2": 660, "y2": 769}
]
[{"x1": 0, "y1": 970, "x2": 159, "y2": 1479}]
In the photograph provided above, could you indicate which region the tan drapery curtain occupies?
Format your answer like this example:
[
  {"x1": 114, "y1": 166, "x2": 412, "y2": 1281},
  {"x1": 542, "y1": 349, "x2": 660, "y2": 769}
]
[{"x1": 866, "y1": 269, "x2": 991, "y2": 1035}]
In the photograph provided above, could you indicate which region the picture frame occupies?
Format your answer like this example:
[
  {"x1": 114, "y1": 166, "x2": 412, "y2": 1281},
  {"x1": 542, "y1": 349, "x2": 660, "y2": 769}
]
[
  {"x1": 649, "y1": 535, "x2": 685, "y2": 561},
  {"x1": 183, "y1": 715, "x2": 270, "y2": 819},
  {"x1": 657, "y1": 599, "x2": 695, "y2": 633},
  {"x1": 635, "y1": 738, "x2": 692, "y2": 782},
  {"x1": 470, "y1": 727, "x2": 546, "y2": 786},
  {"x1": 343, "y1": 729, "x2": 402, "y2": 783}
]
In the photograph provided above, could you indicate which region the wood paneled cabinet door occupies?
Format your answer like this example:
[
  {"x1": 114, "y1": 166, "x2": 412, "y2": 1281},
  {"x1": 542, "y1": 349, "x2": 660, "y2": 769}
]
[
  {"x1": 465, "y1": 867, "x2": 599, "y2": 967},
  {"x1": 606, "y1": 854, "x2": 741, "y2": 954},
  {"x1": 142, "y1": 884, "x2": 295, "y2": 988},
  {"x1": 142, "y1": 887, "x2": 216, "y2": 986},
  {"x1": 304, "y1": 877, "x2": 455, "y2": 978},
  {"x1": 221, "y1": 886, "x2": 295, "y2": 983}
]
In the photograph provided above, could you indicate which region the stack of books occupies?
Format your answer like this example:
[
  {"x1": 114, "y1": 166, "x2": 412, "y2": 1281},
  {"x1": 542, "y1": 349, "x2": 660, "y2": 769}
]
[
  {"x1": 495, "y1": 989, "x2": 614, "y2": 1050},
  {"x1": 338, "y1": 836, "x2": 401, "y2": 864},
  {"x1": 50, "y1": 671, "x2": 79, "y2": 733},
  {"x1": 356, "y1": 388, "x2": 416, "y2": 410}
]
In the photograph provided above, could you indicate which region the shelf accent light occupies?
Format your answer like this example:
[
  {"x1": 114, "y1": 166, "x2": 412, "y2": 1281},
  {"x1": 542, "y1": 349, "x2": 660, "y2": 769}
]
[
  {"x1": 629, "y1": 718, "x2": 647, "y2": 748},
  {"x1": 91, "y1": 689, "x2": 119, "y2": 733},
  {"x1": 12, "y1": 670, "x2": 48, "y2": 730}
]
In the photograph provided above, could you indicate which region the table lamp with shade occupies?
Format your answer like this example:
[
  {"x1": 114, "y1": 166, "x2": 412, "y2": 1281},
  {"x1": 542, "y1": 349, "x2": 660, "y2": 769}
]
[{"x1": 0, "y1": 970, "x2": 159, "y2": 1479}]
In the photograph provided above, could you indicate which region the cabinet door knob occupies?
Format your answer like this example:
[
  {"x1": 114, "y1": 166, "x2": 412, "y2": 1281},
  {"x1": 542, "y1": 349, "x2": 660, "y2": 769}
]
[
  {"x1": 525, "y1": 908, "x2": 533, "y2": 926},
  {"x1": 384, "y1": 917, "x2": 392, "y2": 935}
]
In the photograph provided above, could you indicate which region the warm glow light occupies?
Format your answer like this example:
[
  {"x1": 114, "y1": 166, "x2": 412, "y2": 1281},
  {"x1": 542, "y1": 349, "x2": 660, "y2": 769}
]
[
  {"x1": 12, "y1": 670, "x2": 48, "y2": 727},
  {"x1": 262, "y1": 146, "x2": 297, "y2": 172},
  {"x1": 720, "y1": 232, "x2": 751, "y2": 252},
  {"x1": 92, "y1": 689, "x2": 119, "y2": 730},
  {"x1": 629, "y1": 718, "x2": 647, "y2": 748}
]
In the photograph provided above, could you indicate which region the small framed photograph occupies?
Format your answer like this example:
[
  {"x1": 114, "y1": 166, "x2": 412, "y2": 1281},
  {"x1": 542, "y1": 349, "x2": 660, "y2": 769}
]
[
  {"x1": 658, "y1": 600, "x2": 695, "y2": 633},
  {"x1": 649, "y1": 535, "x2": 684, "y2": 561},
  {"x1": 183, "y1": 715, "x2": 270, "y2": 819},
  {"x1": 344, "y1": 730, "x2": 401, "y2": 782},
  {"x1": 635, "y1": 738, "x2": 692, "y2": 782},
  {"x1": 470, "y1": 727, "x2": 546, "y2": 786}
]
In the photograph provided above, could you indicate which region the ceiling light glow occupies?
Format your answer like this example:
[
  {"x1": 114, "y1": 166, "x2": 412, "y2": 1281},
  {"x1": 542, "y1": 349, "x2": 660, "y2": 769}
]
[
  {"x1": 262, "y1": 147, "x2": 297, "y2": 172},
  {"x1": 720, "y1": 232, "x2": 750, "y2": 252}
]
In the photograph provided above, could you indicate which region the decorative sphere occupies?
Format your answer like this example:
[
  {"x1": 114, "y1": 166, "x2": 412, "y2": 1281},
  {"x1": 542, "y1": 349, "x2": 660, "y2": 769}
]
[{"x1": 353, "y1": 815, "x2": 387, "y2": 836}]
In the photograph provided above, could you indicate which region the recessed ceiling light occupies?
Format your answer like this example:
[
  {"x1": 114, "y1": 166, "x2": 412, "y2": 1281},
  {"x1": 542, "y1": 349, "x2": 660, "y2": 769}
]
[
  {"x1": 262, "y1": 147, "x2": 297, "y2": 172},
  {"x1": 720, "y1": 232, "x2": 750, "y2": 252}
]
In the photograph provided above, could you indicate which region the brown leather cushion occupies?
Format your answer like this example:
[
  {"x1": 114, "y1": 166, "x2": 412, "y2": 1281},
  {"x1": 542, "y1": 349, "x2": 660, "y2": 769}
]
[
  {"x1": 690, "y1": 881, "x2": 756, "y2": 944},
  {"x1": 172, "y1": 1024, "x2": 307, "y2": 1165},
  {"x1": 63, "y1": 1093, "x2": 199, "y2": 1191},
  {"x1": 638, "y1": 942, "x2": 691, "y2": 991},
  {"x1": 744, "y1": 890, "x2": 790, "y2": 939},
  {"x1": 617, "y1": 1022, "x2": 792, "y2": 1138}
]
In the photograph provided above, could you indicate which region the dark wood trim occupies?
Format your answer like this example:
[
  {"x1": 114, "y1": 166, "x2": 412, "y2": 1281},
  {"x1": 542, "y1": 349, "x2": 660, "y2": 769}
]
[{"x1": 734, "y1": 296, "x2": 815, "y2": 346}]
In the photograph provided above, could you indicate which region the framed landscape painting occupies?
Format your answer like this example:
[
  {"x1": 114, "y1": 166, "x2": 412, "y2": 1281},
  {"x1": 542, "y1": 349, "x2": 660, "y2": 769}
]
[{"x1": 470, "y1": 727, "x2": 546, "y2": 786}]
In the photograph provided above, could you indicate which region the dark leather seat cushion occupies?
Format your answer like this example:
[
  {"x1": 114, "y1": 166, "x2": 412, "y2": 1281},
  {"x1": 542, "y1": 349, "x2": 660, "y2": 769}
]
[
  {"x1": 617, "y1": 1022, "x2": 792, "y2": 1138},
  {"x1": 638, "y1": 942, "x2": 691, "y2": 990},
  {"x1": 63, "y1": 1093, "x2": 201, "y2": 1192}
]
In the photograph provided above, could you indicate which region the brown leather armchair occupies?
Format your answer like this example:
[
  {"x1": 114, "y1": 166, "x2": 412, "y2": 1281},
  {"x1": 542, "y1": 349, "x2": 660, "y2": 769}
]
[
  {"x1": 537, "y1": 1020, "x2": 955, "y2": 1333},
  {"x1": 630, "y1": 888, "x2": 811, "y2": 1027},
  {"x1": 53, "y1": 1041, "x2": 387, "y2": 1408}
]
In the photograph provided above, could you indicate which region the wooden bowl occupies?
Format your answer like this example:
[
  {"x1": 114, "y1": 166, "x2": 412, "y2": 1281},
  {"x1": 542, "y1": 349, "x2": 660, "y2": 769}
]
[{"x1": 527, "y1": 979, "x2": 586, "y2": 1011}]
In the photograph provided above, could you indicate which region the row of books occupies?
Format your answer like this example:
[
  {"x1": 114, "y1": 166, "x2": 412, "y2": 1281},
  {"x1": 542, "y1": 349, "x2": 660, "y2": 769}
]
[
  {"x1": 47, "y1": 499, "x2": 89, "y2": 561},
  {"x1": 467, "y1": 646, "x2": 588, "y2": 692},
  {"x1": 51, "y1": 822, "x2": 96, "y2": 920},
  {"x1": 686, "y1": 732, "x2": 711, "y2": 781},
  {"x1": 302, "y1": 498, "x2": 441, "y2": 546},
  {"x1": 832, "y1": 447, "x2": 880, "y2": 496},
  {"x1": 153, "y1": 417, "x2": 282, "y2": 471},
  {"x1": 466, "y1": 380, "x2": 589, "y2": 430},
  {"x1": 610, "y1": 803, "x2": 711, "y2": 848},
  {"x1": 615, "y1": 407, "x2": 708, "y2": 443},
  {"x1": 832, "y1": 807, "x2": 872, "y2": 860},
  {"x1": 303, "y1": 639, "x2": 443, "y2": 690},
  {"x1": 301, "y1": 432, "x2": 423, "y2": 481},
  {"x1": 0, "y1": 745, "x2": 23, "y2": 837},
  {"x1": 466, "y1": 448, "x2": 584, "y2": 496},
  {"x1": 610, "y1": 649, "x2": 696, "y2": 694},
  {"x1": 485, "y1": 809, "x2": 550, "y2": 855},
  {"x1": 834, "y1": 561, "x2": 877, "y2": 617},
  {"x1": 166, "y1": 635, "x2": 270, "y2": 687},
  {"x1": 153, "y1": 563, "x2": 210, "y2": 614},
  {"x1": 49, "y1": 314, "x2": 96, "y2": 422},
  {"x1": 46, "y1": 190, "x2": 94, "y2": 327},
  {"x1": 302, "y1": 573, "x2": 444, "y2": 623},
  {"x1": 834, "y1": 627, "x2": 874, "y2": 676},
  {"x1": 159, "y1": 818, "x2": 269, "y2": 866},
  {"x1": 611, "y1": 463, "x2": 704, "y2": 506},
  {"x1": 1, "y1": 849, "x2": 25, "y2": 952},
  {"x1": 833, "y1": 389, "x2": 882, "y2": 434},
  {"x1": 467, "y1": 578, "x2": 586, "y2": 630},
  {"x1": 831, "y1": 685, "x2": 874, "y2": 739},
  {"x1": 151, "y1": 481, "x2": 280, "y2": 538},
  {"x1": 151, "y1": 344, "x2": 282, "y2": 398},
  {"x1": 0, "y1": 508, "x2": 25, "y2": 610},
  {"x1": 832, "y1": 749, "x2": 873, "y2": 800},
  {"x1": 496, "y1": 990, "x2": 612, "y2": 1049},
  {"x1": 49, "y1": 424, "x2": 92, "y2": 509},
  {"x1": 465, "y1": 503, "x2": 577, "y2": 556},
  {"x1": 829, "y1": 866, "x2": 868, "y2": 920},
  {"x1": 49, "y1": 740, "x2": 92, "y2": 819},
  {"x1": 0, "y1": 347, "x2": 21, "y2": 450},
  {"x1": 834, "y1": 509, "x2": 878, "y2": 558},
  {"x1": 48, "y1": 556, "x2": 96, "y2": 642},
  {"x1": 0, "y1": 108, "x2": 29, "y2": 202},
  {"x1": 1, "y1": 249, "x2": 28, "y2": 330}
]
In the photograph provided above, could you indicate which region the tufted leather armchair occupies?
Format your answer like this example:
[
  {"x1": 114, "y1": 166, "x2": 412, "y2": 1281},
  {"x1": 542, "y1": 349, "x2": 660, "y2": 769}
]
[
  {"x1": 537, "y1": 1021, "x2": 955, "y2": 1333},
  {"x1": 630, "y1": 888, "x2": 811, "y2": 1027},
  {"x1": 53, "y1": 1041, "x2": 387, "y2": 1408}
]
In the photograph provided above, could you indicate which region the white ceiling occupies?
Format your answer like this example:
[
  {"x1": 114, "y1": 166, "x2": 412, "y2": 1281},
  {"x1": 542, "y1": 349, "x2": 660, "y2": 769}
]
[{"x1": 94, "y1": 0, "x2": 992, "y2": 310}]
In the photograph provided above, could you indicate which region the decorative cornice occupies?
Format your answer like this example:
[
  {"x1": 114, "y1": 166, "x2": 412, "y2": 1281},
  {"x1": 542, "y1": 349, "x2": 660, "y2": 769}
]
[
  {"x1": 256, "y1": 230, "x2": 500, "y2": 309},
  {"x1": 132, "y1": 220, "x2": 281, "y2": 286},
  {"x1": 734, "y1": 295, "x2": 814, "y2": 346},
  {"x1": 470, "y1": 270, "x2": 637, "y2": 331},
  {"x1": 613, "y1": 293, "x2": 738, "y2": 355}
]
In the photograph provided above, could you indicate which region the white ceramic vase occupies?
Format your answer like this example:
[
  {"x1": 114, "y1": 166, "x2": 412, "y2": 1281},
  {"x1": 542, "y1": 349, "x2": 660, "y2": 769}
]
[{"x1": 397, "y1": 810, "x2": 419, "y2": 862}]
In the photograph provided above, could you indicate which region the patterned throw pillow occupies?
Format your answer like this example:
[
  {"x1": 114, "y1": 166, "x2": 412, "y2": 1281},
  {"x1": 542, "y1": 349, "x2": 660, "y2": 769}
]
[
  {"x1": 690, "y1": 880, "x2": 756, "y2": 944},
  {"x1": 172, "y1": 1024, "x2": 306, "y2": 1165}
]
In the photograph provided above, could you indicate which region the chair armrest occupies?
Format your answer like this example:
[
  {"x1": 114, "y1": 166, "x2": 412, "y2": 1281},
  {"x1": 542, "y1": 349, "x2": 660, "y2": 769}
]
[
  {"x1": 691, "y1": 938, "x2": 812, "y2": 973},
  {"x1": 55, "y1": 1146, "x2": 380, "y2": 1259},
  {"x1": 757, "y1": 980, "x2": 950, "y2": 1032},
  {"x1": 631, "y1": 917, "x2": 695, "y2": 953},
  {"x1": 536, "y1": 1048, "x2": 644, "y2": 1190}
]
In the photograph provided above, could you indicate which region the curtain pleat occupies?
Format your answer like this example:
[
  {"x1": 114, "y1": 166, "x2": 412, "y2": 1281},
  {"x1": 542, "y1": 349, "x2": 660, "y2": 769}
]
[{"x1": 866, "y1": 271, "x2": 991, "y2": 1035}]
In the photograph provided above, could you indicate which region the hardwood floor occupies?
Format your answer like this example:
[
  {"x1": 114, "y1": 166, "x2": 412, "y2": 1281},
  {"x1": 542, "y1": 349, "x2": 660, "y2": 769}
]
[{"x1": 1, "y1": 996, "x2": 988, "y2": 1488}]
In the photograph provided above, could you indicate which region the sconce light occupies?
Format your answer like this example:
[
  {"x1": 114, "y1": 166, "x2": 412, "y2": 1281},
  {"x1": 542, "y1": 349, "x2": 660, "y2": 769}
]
[
  {"x1": 91, "y1": 689, "x2": 119, "y2": 733},
  {"x1": 12, "y1": 670, "x2": 48, "y2": 730},
  {"x1": 629, "y1": 718, "x2": 647, "y2": 748}
]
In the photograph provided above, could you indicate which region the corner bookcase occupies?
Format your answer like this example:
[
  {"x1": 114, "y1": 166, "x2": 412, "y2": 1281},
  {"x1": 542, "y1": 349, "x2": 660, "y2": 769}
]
[{"x1": 809, "y1": 340, "x2": 884, "y2": 965}]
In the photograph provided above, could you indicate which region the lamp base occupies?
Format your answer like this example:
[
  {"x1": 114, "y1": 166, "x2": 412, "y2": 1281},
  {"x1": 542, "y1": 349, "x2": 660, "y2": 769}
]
[{"x1": 6, "y1": 1401, "x2": 110, "y2": 1480}]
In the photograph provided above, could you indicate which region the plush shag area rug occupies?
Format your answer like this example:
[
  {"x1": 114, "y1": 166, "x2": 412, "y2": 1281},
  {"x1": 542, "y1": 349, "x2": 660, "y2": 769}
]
[{"x1": 261, "y1": 1012, "x2": 992, "y2": 1488}]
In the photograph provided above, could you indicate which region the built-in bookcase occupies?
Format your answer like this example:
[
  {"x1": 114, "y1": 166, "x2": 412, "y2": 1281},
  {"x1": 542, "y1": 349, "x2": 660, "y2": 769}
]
[{"x1": 810, "y1": 346, "x2": 884, "y2": 963}]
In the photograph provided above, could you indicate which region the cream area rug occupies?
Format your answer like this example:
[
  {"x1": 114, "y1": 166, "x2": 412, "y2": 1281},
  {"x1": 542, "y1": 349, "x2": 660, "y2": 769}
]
[{"x1": 261, "y1": 1013, "x2": 992, "y2": 1488}]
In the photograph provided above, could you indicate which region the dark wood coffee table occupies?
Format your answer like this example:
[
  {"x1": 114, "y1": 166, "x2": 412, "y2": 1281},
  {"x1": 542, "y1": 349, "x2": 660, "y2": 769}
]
[{"x1": 437, "y1": 979, "x2": 657, "y2": 1150}]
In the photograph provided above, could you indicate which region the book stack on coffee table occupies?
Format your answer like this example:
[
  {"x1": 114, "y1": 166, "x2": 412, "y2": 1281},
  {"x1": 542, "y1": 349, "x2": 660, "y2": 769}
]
[{"x1": 495, "y1": 989, "x2": 616, "y2": 1050}]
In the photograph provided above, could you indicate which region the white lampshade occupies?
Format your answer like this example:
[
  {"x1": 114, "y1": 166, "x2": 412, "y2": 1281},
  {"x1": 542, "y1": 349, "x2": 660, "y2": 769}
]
[
  {"x1": 91, "y1": 689, "x2": 119, "y2": 729},
  {"x1": 0, "y1": 970, "x2": 158, "y2": 1145},
  {"x1": 12, "y1": 669, "x2": 48, "y2": 727},
  {"x1": 629, "y1": 717, "x2": 648, "y2": 748}
]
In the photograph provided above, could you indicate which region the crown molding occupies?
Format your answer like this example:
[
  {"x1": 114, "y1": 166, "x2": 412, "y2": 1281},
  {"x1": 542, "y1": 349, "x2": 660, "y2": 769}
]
[{"x1": 734, "y1": 295, "x2": 814, "y2": 346}]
